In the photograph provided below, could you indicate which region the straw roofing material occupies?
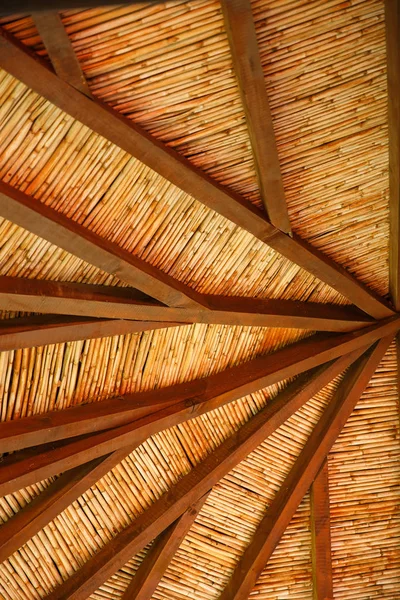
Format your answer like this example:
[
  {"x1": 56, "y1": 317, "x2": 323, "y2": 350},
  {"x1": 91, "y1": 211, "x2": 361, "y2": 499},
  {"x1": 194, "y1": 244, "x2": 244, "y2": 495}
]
[
  {"x1": 253, "y1": 0, "x2": 390, "y2": 297},
  {"x1": 89, "y1": 374, "x2": 342, "y2": 599},
  {"x1": 329, "y1": 342, "x2": 400, "y2": 598},
  {"x1": 0, "y1": 68, "x2": 348, "y2": 304}
]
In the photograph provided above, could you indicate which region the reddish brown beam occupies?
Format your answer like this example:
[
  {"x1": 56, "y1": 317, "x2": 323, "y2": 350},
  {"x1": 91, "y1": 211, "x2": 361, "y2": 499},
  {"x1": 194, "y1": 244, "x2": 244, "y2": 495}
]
[
  {"x1": 122, "y1": 494, "x2": 209, "y2": 600},
  {"x1": 0, "y1": 181, "x2": 204, "y2": 309},
  {"x1": 310, "y1": 461, "x2": 333, "y2": 600},
  {"x1": 33, "y1": 11, "x2": 91, "y2": 96},
  {"x1": 42, "y1": 350, "x2": 363, "y2": 600},
  {"x1": 1, "y1": 1, "x2": 154, "y2": 16},
  {"x1": 385, "y1": 0, "x2": 400, "y2": 310},
  {"x1": 221, "y1": 0, "x2": 291, "y2": 234},
  {"x1": 0, "y1": 30, "x2": 393, "y2": 320},
  {"x1": 0, "y1": 314, "x2": 177, "y2": 352},
  {"x1": 2, "y1": 314, "x2": 399, "y2": 462},
  {"x1": 218, "y1": 337, "x2": 392, "y2": 600},
  {"x1": 0, "y1": 276, "x2": 374, "y2": 332}
]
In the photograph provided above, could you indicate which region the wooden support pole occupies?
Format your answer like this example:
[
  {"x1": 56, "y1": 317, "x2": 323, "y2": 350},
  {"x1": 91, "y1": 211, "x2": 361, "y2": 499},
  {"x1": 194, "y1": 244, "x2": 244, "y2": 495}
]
[
  {"x1": 0, "y1": 276, "x2": 373, "y2": 332},
  {"x1": 0, "y1": 30, "x2": 394, "y2": 319},
  {"x1": 41, "y1": 348, "x2": 363, "y2": 600},
  {"x1": 221, "y1": 0, "x2": 291, "y2": 233},
  {"x1": 310, "y1": 461, "x2": 334, "y2": 600},
  {"x1": 218, "y1": 337, "x2": 392, "y2": 600}
]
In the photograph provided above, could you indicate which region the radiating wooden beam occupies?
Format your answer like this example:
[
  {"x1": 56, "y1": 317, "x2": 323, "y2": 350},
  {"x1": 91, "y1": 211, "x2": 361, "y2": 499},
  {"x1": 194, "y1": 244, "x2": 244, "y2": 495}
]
[
  {"x1": 42, "y1": 350, "x2": 362, "y2": 600},
  {"x1": 33, "y1": 11, "x2": 91, "y2": 96},
  {"x1": 2, "y1": 313, "x2": 399, "y2": 461},
  {"x1": 0, "y1": 313, "x2": 176, "y2": 352},
  {"x1": 221, "y1": 0, "x2": 291, "y2": 234},
  {"x1": 310, "y1": 461, "x2": 333, "y2": 600},
  {"x1": 0, "y1": 181, "x2": 204, "y2": 309},
  {"x1": 218, "y1": 337, "x2": 392, "y2": 600},
  {"x1": 0, "y1": 276, "x2": 374, "y2": 332},
  {"x1": 0, "y1": 30, "x2": 393, "y2": 320},
  {"x1": 122, "y1": 494, "x2": 209, "y2": 600},
  {"x1": 385, "y1": 0, "x2": 400, "y2": 310}
]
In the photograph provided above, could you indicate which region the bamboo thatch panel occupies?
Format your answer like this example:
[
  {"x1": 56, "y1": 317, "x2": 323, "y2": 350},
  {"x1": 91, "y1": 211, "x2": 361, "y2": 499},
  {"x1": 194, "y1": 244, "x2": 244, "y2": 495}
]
[
  {"x1": 0, "y1": 324, "x2": 308, "y2": 530},
  {"x1": 0, "y1": 69, "x2": 345, "y2": 303},
  {"x1": 0, "y1": 16, "x2": 45, "y2": 56},
  {"x1": 90, "y1": 375, "x2": 341, "y2": 599},
  {"x1": 62, "y1": 0, "x2": 260, "y2": 206},
  {"x1": 329, "y1": 342, "x2": 400, "y2": 598},
  {"x1": 253, "y1": 0, "x2": 389, "y2": 296},
  {"x1": 250, "y1": 495, "x2": 312, "y2": 599}
]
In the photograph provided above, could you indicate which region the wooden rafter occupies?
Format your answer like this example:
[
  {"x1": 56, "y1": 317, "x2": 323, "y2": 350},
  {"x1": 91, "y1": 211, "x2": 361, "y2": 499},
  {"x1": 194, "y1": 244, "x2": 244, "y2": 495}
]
[
  {"x1": 0, "y1": 277, "x2": 374, "y2": 333},
  {"x1": 0, "y1": 181, "x2": 204, "y2": 309},
  {"x1": 0, "y1": 0, "x2": 141, "y2": 16},
  {"x1": 221, "y1": 0, "x2": 291, "y2": 234},
  {"x1": 0, "y1": 351, "x2": 361, "y2": 564},
  {"x1": 0, "y1": 30, "x2": 394, "y2": 320},
  {"x1": 385, "y1": 0, "x2": 400, "y2": 310},
  {"x1": 218, "y1": 337, "x2": 392, "y2": 600},
  {"x1": 0, "y1": 314, "x2": 176, "y2": 352},
  {"x1": 41, "y1": 350, "x2": 363, "y2": 600},
  {"x1": 310, "y1": 461, "x2": 334, "y2": 600},
  {"x1": 121, "y1": 495, "x2": 209, "y2": 600},
  {"x1": 32, "y1": 11, "x2": 91, "y2": 96},
  {"x1": 2, "y1": 314, "x2": 399, "y2": 468}
]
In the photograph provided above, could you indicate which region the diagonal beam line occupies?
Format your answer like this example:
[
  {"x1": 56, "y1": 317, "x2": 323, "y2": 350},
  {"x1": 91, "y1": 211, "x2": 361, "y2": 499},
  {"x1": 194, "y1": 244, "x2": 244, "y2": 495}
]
[
  {"x1": 218, "y1": 337, "x2": 392, "y2": 600},
  {"x1": 0, "y1": 181, "x2": 204, "y2": 309},
  {"x1": 41, "y1": 348, "x2": 364, "y2": 600},
  {"x1": 221, "y1": 0, "x2": 291, "y2": 234},
  {"x1": 0, "y1": 29, "x2": 393, "y2": 319},
  {"x1": 0, "y1": 276, "x2": 374, "y2": 333},
  {"x1": 1, "y1": 316, "x2": 399, "y2": 497},
  {"x1": 0, "y1": 313, "x2": 179, "y2": 352}
]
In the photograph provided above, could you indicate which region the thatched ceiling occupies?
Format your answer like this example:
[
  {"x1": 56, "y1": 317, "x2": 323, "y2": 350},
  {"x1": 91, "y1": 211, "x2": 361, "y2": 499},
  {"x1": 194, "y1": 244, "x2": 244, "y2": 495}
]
[{"x1": 0, "y1": 1, "x2": 399, "y2": 599}]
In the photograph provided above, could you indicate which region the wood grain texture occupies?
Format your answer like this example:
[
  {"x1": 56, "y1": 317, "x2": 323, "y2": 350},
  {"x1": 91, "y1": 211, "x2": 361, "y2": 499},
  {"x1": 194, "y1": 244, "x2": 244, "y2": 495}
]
[
  {"x1": 0, "y1": 276, "x2": 374, "y2": 332},
  {"x1": 219, "y1": 338, "x2": 392, "y2": 600},
  {"x1": 33, "y1": 11, "x2": 91, "y2": 96},
  {"x1": 385, "y1": 0, "x2": 400, "y2": 310},
  {"x1": 0, "y1": 30, "x2": 394, "y2": 319},
  {"x1": 221, "y1": 0, "x2": 291, "y2": 233},
  {"x1": 311, "y1": 461, "x2": 333, "y2": 600}
]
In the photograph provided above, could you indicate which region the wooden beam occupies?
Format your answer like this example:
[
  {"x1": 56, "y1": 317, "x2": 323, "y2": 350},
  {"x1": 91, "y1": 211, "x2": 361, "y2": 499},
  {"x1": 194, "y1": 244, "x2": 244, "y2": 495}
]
[
  {"x1": 1, "y1": 1, "x2": 154, "y2": 16},
  {"x1": 2, "y1": 313, "x2": 399, "y2": 460},
  {"x1": 0, "y1": 277, "x2": 374, "y2": 332},
  {"x1": 221, "y1": 0, "x2": 291, "y2": 234},
  {"x1": 0, "y1": 30, "x2": 393, "y2": 320},
  {"x1": 33, "y1": 11, "x2": 91, "y2": 96},
  {"x1": 218, "y1": 337, "x2": 392, "y2": 600},
  {"x1": 121, "y1": 494, "x2": 209, "y2": 600},
  {"x1": 0, "y1": 313, "x2": 176, "y2": 352},
  {"x1": 42, "y1": 350, "x2": 362, "y2": 600},
  {"x1": 385, "y1": 0, "x2": 400, "y2": 310},
  {"x1": 310, "y1": 461, "x2": 333, "y2": 600},
  {"x1": 0, "y1": 181, "x2": 204, "y2": 309}
]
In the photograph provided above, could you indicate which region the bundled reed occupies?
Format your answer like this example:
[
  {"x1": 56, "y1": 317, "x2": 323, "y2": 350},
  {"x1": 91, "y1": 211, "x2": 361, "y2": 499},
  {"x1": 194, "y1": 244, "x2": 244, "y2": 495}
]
[
  {"x1": 329, "y1": 342, "x2": 400, "y2": 598},
  {"x1": 0, "y1": 69, "x2": 345, "y2": 304},
  {"x1": 253, "y1": 0, "x2": 389, "y2": 297}
]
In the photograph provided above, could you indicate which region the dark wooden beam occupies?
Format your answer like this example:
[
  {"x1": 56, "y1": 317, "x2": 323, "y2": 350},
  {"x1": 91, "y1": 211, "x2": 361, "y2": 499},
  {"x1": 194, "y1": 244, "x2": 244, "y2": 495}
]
[
  {"x1": 0, "y1": 181, "x2": 204, "y2": 309},
  {"x1": 121, "y1": 494, "x2": 209, "y2": 600},
  {"x1": 0, "y1": 30, "x2": 393, "y2": 320},
  {"x1": 385, "y1": 0, "x2": 400, "y2": 310},
  {"x1": 310, "y1": 461, "x2": 333, "y2": 600},
  {"x1": 0, "y1": 313, "x2": 176, "y2": 352},
  {"x1": 33, "y1": 11, "x2": 91, "y2": 96},
  {"x1": 42, "y1": 350, "x2": 362, "y2": 600},
  {"x1": 0, "y1": 1, "x2": 157, "y2": 16},
  {"x1": 2, "y1": 313, "x2": 400, "y2": 460},
  {"x1": 0, "y1": 277, "x2": 374, "y2": 332},
  {"x1": 221, "y1": 0, "x2": 291, "y2": 234},
  {"x1": 218, "y1": 337, "x2": 392, "y2": 600}
]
